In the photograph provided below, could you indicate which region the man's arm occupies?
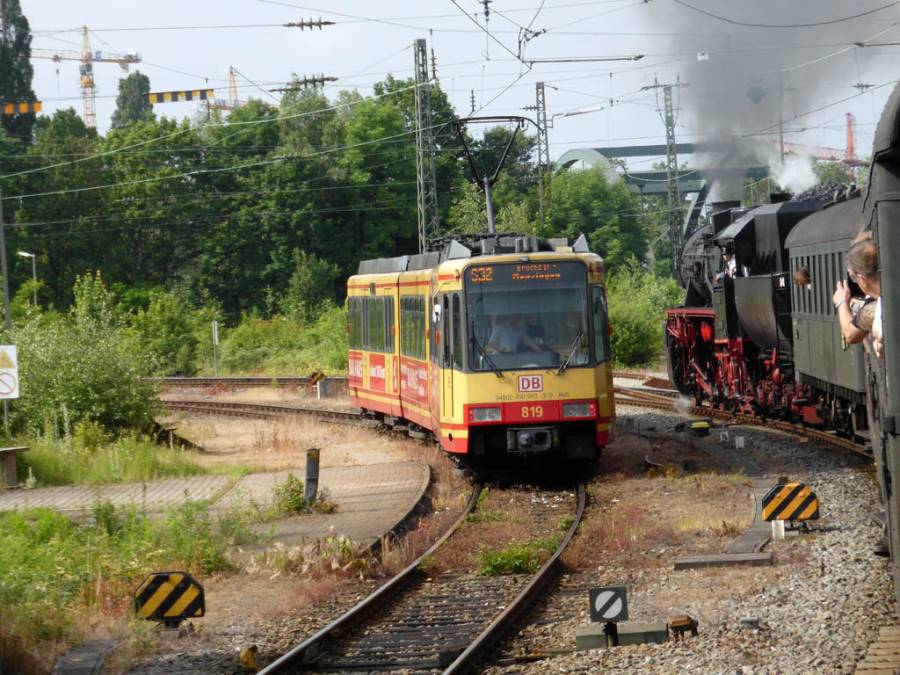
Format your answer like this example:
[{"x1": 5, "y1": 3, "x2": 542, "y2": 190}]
[{"x1": 833, "y1": 281, "x2": 867, "y2": 344}]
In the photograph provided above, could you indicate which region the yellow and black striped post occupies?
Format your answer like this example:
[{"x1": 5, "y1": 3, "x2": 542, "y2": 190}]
[
  {"x1": 134, "y1": 571, "x2": 205, "y2": 627},
  {"x1": 1, "y1": 101, "x2": 41, "y2": 115},
  {"x1": 146, "y1": 89, "x2": 214, "y2": 104},
  {"x1": 761, "y1": 481, "x2": 819, "y2": 522}
]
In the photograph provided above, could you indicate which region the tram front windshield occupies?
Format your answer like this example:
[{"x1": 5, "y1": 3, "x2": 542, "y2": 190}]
[{"x1": 465, "y1": 261, "x2": 589, "y2": 371}]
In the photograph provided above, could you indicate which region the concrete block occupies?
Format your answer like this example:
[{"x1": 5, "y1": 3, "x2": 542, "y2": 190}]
[
  {"x1": 575, "y1": 623, "x2": 669, "y2": 649},
  {"x1": 673, "y1": 552, "x2": 772, "y2": 570},
  {"x1": 617, "y1": 622, "x2": 669, "y2": 645},
  {"x1": 575, "y1": 624, "x2": 609, "y2": 651}
]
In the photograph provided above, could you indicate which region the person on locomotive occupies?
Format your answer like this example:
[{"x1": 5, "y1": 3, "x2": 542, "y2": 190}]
[
  {"x1": 486, "y1": 314, "x2": 541, "y2": 354},
  {"x1": 833, "y1": 233, "x2": 882, "y2": 355}
]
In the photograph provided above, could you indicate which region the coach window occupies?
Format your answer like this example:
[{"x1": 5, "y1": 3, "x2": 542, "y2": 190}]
[
  {"x1": 452, "y1": 293, "x2": 464, "y2": 369},
  {"x1": 592, "y1": 286, "x2": 610, "y2": 363}
]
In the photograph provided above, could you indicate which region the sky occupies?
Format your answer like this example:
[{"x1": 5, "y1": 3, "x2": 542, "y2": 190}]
[{"x1": 19, "y1": 0, "x2": 900, "y2": 172}]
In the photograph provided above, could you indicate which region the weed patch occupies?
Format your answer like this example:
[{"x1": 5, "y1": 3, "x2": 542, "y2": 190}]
[
  {"x1": 271, "y1": 473, "x2": 338, "y2": 516},
  {"x1": 478, "y1": 537, "x2": 558, "y2": 575}
]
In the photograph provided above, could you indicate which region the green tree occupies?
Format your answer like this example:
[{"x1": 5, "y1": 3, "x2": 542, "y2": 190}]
[
  {"x1": 11, "y1": 109, "x2": 104, "y2": 308},
  {"x1": 549, "y1": 166, "x2": 646, "y2": 271},
  {"x1": 280, "y1": 250, "x2": 340, "y2": 322},
  {"x1": 0, "y1": 0, "x2": 36, "y2": 141},
  {"x1": 814, "y1": 161, "x2": 853, "y2": 186},
  {"x1": 606, "y1": 261, "x2": 682, "y2": 366},
  {"x1": 110, "y1": 71, "x2": 153, "y2": 129},
  {"x1": 10, "y1": 272, "x2": 157, "y2": 434}
]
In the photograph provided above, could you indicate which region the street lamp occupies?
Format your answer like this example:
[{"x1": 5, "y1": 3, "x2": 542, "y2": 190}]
[{"x1": 17, "y1": 251, "x2": 36, "y2": 306}]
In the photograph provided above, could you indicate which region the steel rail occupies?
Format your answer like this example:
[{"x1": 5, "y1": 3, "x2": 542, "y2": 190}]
[
  {"x1": 258, "y1": 483, "x2": 485, "y2": 674},
  {"x1": 615, "y1": 386, "x2": 869, "y2": 458},
  {"x1": 160, "y1": 399, "x2": 372, "y2": 426},
  {"x1": 155, "y1": 375, "x2": 349, "y2": 388},
  {"x1": 443, "y1": 482, "x2": 586, "y2": 675}
]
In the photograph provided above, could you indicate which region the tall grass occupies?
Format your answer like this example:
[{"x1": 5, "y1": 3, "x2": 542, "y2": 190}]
[
  {"x1": 0, "y1": 500, "x2": 257, "y2": 647},
  {"x1": 19, "y1": 433, "x2": 207, "y2": 486}
]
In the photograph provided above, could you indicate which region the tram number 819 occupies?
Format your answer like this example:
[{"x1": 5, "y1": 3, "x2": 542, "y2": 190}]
[{"x1": 521, "y1": 405, "x2": 544, "y2": 419}]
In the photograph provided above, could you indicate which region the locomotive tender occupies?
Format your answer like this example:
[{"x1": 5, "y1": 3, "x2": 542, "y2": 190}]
[{"x1": 346, "y1": 234, "x2": 615, "y2": 464}]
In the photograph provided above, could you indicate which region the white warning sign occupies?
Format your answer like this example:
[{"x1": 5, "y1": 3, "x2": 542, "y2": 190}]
[{"x1": 0, "y1": 345, "x2": 19, "y2": 400}]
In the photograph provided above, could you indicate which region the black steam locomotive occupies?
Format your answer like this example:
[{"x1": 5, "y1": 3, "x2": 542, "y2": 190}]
[
  {"x1": 665, "y1": 79, "x2": 900, "y2": 604},
  {"x1": 666, "y1": 190, "x2": 865, "y2": 432}
]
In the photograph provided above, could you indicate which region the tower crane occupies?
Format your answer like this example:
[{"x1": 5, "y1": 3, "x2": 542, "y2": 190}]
[
  {"x1": 31, "y1": 26, "x2": 140, "y2": 128},
  {"x1": 208, "y1": 66, "x2": 244, "y2": 112}
]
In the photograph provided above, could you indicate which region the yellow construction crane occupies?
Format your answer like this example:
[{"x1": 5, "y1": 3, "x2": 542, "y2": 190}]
[
  {"x1": 32, "y1": 26, "x2": 141, "y2": 128},
  {"x1": 208, "y1": 66, "x2": 243, "y2": 112}
]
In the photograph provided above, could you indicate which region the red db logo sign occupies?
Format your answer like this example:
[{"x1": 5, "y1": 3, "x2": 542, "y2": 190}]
[{"x1": 518, "y1": 375, "x2": 543, "y2": 392}]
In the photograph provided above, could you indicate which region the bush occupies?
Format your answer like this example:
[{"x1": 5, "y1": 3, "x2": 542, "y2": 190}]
[
  {"x1": 606, "y1": 261, "x2": 682, "y2": 367},
  {"x1": 273, "y1": 473, "x2": 306, "y2": 513},
  {"x1": 218, "y1": 305, "x2": 347, "y2": 375},
  {"x1": 9, "y1": 273, "x2": 158, "y2": 436},
  {"x1": 130, "y1": 290, "x2": 213, "y2": 375}
]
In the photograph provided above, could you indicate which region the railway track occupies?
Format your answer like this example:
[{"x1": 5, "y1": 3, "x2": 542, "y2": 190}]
[
  {"x1": 259, "y1": 483, "x2": 586, "y2": 674},
  {"x1": 160, "y1": 399, "x2": 375, "y2": 427},
  {"x1": 614, "y1": 385, "x2": 869, "y2": 458},
  {"x1": 156, "y1": 375, "x2": 349, "y2": 388}
]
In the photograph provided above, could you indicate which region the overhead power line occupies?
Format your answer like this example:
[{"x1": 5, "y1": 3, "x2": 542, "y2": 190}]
[
  {"x1": 0, "y1": 82, "x2": 421, "y2": 180},
  {"x1": 673, "y1": 0, "x2": 900, "y2": 28},
  {"x1": 2, "y1": 119, "x2": 452, "y2": 202}
]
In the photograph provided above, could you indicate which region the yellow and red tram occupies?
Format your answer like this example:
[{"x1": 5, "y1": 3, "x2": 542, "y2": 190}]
[{"x1": 346, "y1": 236, "x2": 615, "y2": 463}]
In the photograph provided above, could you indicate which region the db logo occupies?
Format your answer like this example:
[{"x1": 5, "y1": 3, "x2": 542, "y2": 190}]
[{"x1": 518, "y1": 375, "x2": 543, "y2": 392}]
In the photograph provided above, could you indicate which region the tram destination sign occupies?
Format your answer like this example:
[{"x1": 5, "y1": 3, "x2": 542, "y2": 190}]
[{"x1": 467, "y1": 261, "x2": 584, "y2": 285}]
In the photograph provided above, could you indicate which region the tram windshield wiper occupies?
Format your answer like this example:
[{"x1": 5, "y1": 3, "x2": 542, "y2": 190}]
[
  {"x1": 470, "y1": 333, "x2": 504, "y2": 379},
  {"x1": 557, "y1": 329, "x2": 585, "y2": 374}
]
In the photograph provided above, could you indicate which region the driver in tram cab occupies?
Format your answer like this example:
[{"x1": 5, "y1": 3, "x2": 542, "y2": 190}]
[{"x1": 486, "y1": 314, "x2": 541, "y2": 354}]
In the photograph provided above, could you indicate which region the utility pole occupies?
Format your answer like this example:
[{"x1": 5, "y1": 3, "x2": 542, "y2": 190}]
[
  {"x1": 643, "y1": 77, "x2": 686, "y2": 276},
  {"x1": 524, "y1": 82, "x2": 551, "y2": 227},
  {"x1": 414, "y1": 39, "x2": 440, "y2": 253},
  {"x1": 0, "y1": 187, "x2": 11, "y2": 436}
]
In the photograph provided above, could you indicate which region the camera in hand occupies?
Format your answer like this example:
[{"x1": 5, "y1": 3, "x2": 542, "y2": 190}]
[{"x1": 846, "y1": 275, "x2": 864, "y2": 298}]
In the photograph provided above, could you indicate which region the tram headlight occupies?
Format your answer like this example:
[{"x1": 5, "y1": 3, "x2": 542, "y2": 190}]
[
  {"x1": 469, "y1": 406, "x2": 502, "y2": 423},
  {"x1": 563, "y1": 402, "x2": 595, "y2": 418}
]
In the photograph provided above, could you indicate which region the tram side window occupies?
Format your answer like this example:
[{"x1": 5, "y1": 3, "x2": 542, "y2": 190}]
[
  {"x1": 401, "y1": 297, "x2": 410, "y2": 356},
  {"x1": 415, "y1": 297, "x2": 425, "y2": 359},
  {"x1": 385, "y1": 297, "x2": 395, "y2": 353},
  {"x1": 451, "y1": 294, "x2": 463, "y2": 370},
  {"x1": 368, "y1": 297, "x2": 384, "y2": 352},
  {"x1": 349, "y1": 298, "x2": 361, "y2": 349},
  {"x1": 400, "y1": 296, "x2": 426, "y2": 359},
  {"x1": 592, "y1": 286, "x2": 610, "y2": 363}
]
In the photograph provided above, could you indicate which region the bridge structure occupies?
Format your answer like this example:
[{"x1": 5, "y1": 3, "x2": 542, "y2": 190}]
[{"x1": 556, "y1": 143, "x2": 770, "y2": 234}]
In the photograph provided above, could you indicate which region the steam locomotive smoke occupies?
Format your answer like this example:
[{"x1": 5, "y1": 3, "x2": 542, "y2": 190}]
[{"x1": 637, "y1": 0, "x2": 900, "y2": 194}]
